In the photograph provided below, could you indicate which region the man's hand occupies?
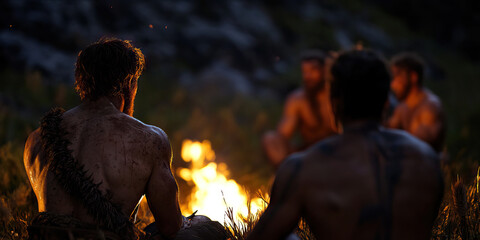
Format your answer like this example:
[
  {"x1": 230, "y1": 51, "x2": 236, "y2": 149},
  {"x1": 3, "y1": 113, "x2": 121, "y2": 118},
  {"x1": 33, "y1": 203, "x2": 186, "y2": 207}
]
[
  {"x1": 262, "y1": 131, "x2": 289, "y2": 167},
  {"x1": 181, "y1": 212, "x2": 211, "y2": 229}
]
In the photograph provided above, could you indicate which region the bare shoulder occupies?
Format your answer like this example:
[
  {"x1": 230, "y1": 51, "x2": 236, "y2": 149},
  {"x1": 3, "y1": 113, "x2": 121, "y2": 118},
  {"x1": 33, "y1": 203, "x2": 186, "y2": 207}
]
[
  {"x1": 421, "y1": 89, "x2": 443, "y2": 112},
  {"x1": 108, "y1": 113, "x2": 172, "y2": 165},
  {"x1": 278, "y1": 134, "x2": 342, "y2": 180},
  {"x1": 112, "y1": 113, "x2": 168, "y2": 138},
  {"x1": 380, "y1": 128, "x2": 443, "y2": 196},
  {"x1": 302, "y1": 134, "x2": 343, "y2": 164},
  {"x1": 286, "y1": 88, "x2": 307, "y2": 104},
  {"x1": 24, "y1": 128, "x2": 42, "y2": 167},
  {"x1": 132, "y1": 117, "x2": 171, "y2": 164},
  {"x1": 272, "y1": 152, "x2": 306, "y2": 197},
  {"x1": 310, "y1": 134, "x2": 342, "y2": 154},
  {"x1": 381, "y1": 128, "x2": 439, "y2": 163},
  {"x1": 424, "y1": 89, "x2": 442, "y2": 104},
  {"x1": 143, "y1": 123, "x2": 172, "y2": 164},
  {"x1": 277, "y1": 151, "x2": 306, "y2": 176},
  {"x1": 280, "y1": 89, "x2": 306, "y2": 116},
  {"x1": 25, "y1": 128, "x2": 41, "y2": 151}
]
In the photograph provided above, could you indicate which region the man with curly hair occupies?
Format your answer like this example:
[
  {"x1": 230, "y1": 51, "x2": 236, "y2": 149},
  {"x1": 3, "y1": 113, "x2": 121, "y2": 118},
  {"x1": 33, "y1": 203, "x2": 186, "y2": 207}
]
[
  {"x1": 387, "y1": 52, "x2": 446, "y2": 152},
  {"x1": 24, "y1": 38, "x2": 226, "y2": 240}
]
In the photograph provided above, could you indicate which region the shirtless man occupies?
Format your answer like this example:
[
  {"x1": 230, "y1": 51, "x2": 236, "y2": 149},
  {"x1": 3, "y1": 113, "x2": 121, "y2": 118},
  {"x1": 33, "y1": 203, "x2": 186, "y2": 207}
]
[
  {"x1": 248, "y1": 50, "x2": 443, "y2": 240},
  {"x1": 262, "y1": 50, "x2": 337, "y2": 167},
  {"x1": 24, "y1": 38, "x2": 224, "y2": 240},
  {"x1": 387, "y1": 52, "x2": 446, "y2": 152}
]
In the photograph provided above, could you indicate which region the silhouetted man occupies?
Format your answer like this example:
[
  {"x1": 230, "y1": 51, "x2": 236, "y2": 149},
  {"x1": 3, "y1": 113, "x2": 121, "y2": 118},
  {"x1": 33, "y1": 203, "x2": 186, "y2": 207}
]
[
  {"x1": 262, "y1": 50, "x2": 337, "y2": 167},
  {"x1": 387, "y1": 53, "x2": 446, "y2": 152},
  {"x1": 24, "y1": 38, "x2": 226, "y2": 240},
  {"x1": 248, "y1": 50, "x2": 443, "y2": 240}
]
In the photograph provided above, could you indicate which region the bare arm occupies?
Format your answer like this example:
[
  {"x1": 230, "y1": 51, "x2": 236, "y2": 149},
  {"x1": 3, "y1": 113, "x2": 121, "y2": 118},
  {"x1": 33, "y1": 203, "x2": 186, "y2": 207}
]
[
  {"x1": 277, "y1": 95, "x2": 299, "y2": 139},
  {"x1": 145, "y1": 128, "x2": 183, "y2": 239},
  {"x1": 247, "y1": 155, "x2": 304, "y2": 240},
  {"x1": 23, "y1": 129, "x2": 43, "y2": 198},
  {"x1": 410, "y1": 105, "x2": 444, "y2": 148},
  {"x1": 24, "y1": 129, "x2": 38, "y2": 180}
]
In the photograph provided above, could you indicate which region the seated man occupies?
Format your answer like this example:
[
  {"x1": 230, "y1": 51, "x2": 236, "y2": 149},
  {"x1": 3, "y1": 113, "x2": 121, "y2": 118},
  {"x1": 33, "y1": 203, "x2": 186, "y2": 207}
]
[
  {"x1": 262, "y1": 50, "x2": 337, "y2": 168},
  {"x1": 386, "y1": 52, "x2": 446, "y2": 152},
  {"x1": 248, "y1": 50, "x2": 444, "y2": 240},
  {"x1": 24, "y1": 38, "x2": 226, "y2": 240}
]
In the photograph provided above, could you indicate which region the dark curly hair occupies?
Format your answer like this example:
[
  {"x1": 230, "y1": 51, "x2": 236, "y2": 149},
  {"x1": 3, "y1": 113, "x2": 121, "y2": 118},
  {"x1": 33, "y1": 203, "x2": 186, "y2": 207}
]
[
  {"x1": 330, "y1": 49, "x2": 391, "y2": 122},
  {"x1": 74, "y1": 37, "x2": 145, "y2": 101},
  {"x1": 300, "y1": 49, "x2": 327, "y2": 66},
  {"x1": 391, "y1": 52, "x2": 425, "y2": 85}
]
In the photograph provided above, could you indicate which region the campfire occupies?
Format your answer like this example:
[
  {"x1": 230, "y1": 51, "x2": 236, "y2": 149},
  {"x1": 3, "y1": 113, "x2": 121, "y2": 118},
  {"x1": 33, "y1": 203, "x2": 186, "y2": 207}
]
[
  {"x1": 177, "y1": 139, "x2": 266, "y2": 223},
  {"x1": 136, "y1": 139, "x2": 267, "y2": 227}
]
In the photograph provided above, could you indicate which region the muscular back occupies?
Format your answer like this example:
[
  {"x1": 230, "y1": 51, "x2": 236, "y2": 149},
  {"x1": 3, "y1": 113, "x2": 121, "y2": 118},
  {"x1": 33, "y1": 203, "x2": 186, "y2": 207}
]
[
  {"x1": 24, "y1": 98, "x2": 182, "y2": 237},
  {"x1": 249, "y1": 123, "x2": 443, "y2": 240}
]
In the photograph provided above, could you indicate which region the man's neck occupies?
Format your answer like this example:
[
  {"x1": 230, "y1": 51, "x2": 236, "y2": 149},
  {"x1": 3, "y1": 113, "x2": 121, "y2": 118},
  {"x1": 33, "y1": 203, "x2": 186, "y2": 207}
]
[
  {"x1": 404, "y1": 86, "x2": 426, "y2": 109},
  {"x1": 80, "y1": 96, "x2": 125, "y2": 113},
  {"x1": 341, "y1": 119, "x2": 381, "y2": 133}
]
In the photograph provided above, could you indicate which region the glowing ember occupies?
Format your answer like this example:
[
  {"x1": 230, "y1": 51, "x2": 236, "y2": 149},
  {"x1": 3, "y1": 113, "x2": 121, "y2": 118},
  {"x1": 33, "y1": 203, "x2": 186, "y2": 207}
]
[{"x1": 178, "y1": 140, "x2": 266, "y2": 223}]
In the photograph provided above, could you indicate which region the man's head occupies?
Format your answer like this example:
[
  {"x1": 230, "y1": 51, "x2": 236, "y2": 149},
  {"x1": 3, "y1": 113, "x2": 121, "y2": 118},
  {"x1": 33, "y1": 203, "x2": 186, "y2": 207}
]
[
  {"x1": 330, "y1": 49, "x2": 390, "y2": 125},
  {"x1": 75, "y1": 37, "x2": 145, "y2": 116},
  {"x1": 390, "y1": 52, "x2": 425, "y2": 101},
  {"x1": 300, "y1": 50, "x2": 327, "y2": 92}
]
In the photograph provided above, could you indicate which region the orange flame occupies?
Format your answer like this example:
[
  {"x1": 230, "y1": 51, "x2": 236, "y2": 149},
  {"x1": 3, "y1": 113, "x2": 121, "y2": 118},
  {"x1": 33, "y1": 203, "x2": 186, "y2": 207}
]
[
  {"x1": 136, "y1": 139, "x2": 266, "y2": 226},
  {"x1": 178, "y1": 140, "x2": 266, "y2": 223}
]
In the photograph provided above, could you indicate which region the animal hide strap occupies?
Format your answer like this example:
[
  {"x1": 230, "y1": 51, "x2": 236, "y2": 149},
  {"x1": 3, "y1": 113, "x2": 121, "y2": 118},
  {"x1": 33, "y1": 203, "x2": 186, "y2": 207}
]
[{"x1": 39, "y1": 107, "x2": 140, "y2": 239}]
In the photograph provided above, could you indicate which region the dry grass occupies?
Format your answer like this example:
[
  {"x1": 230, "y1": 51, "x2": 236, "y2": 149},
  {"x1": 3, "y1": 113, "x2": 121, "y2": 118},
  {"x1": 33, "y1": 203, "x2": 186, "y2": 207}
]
[
  {"x1": 2, "y1": 170, "x2": 480, "y2": 239},
  {"x1": 222, "y1": 169, "x2": 480, "y2": 240},
  {"x1": 222, "y1": 191, "x2": 316, "y2": 240},
  {"x1": 432, "y1": 170, "x2": 480, "y2": 240},
  {"x1": 0, "y1": 189, "x2": 32, "y2": 239},
  {"x1": 223, "y1": 192, "x2": 266, "y2": 240}
]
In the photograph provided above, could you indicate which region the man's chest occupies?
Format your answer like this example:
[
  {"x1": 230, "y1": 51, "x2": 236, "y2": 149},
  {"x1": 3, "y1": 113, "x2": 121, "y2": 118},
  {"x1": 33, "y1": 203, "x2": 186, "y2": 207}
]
[
  {"x1": 298, "y1": 102, "x2": 333, "y2": 129},
  {"x1": 399, "y1": 106, "x2": 423, "y2": 132}
]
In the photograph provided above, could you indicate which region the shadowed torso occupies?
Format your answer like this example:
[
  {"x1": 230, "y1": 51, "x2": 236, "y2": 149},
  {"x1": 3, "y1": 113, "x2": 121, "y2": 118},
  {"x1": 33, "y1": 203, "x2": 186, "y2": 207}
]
[
  {"x1": 284, "y1": 89, "x2": 337, "y2": 147},
  {"x1": 24, "y1": 100, "x2": 167, "y2": 224},
  {"x1": 249, "y1": 123, "x2": 443, "y2": 240},
  {"x1": 301, "y1": 125, "x2": 443, "y2": 240}
]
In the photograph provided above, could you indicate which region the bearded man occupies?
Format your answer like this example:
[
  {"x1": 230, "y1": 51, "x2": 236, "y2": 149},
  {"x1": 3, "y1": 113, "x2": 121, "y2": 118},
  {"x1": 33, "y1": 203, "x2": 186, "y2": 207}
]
[
  {"x1": 262, "y1": 50, "x2": 337, "y2": 168},
  {"x1": 387, "y1": 52, "x2": 446, "y2": 152},
  {"x1": 24, "y1": 38, "x2": 226, "y2": 240},
  {"x1": 248, "y1": 50, "x2": 443, "y2": 240}
]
